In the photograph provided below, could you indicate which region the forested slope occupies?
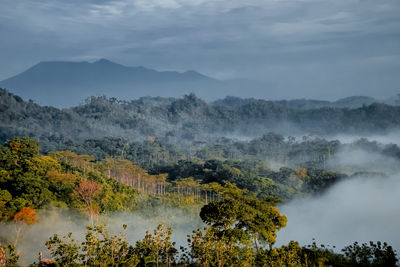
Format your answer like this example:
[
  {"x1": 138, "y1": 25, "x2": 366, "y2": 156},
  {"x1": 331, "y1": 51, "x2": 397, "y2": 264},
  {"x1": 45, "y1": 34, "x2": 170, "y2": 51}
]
[{"x1": 2, "y1": 89, "x2": 400, "y2": 148}]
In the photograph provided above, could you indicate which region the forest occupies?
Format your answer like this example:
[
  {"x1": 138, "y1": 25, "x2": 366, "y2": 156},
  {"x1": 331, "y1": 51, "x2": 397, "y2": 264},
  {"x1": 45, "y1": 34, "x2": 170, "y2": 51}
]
[
  {"x1": 2, "y1": 88, "x2": 400, "y2": 147},
  {"x1": 1, "y1": 90, "x2": 400, "y2": 266},
  {"x1": 0, "y1": 135, "x2": 398, "y2": 266},
  {"x1": 2, "y1": 88, "x2": 400, "y2": 171},
  {"x1": 1, "y1": 0, "x2": 399, "y2": 264}
]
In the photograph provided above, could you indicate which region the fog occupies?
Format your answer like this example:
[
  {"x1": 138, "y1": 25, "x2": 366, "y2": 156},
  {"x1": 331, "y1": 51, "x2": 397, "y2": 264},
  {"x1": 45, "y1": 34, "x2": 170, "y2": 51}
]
[
  {"x1": 277, "y1": 174, "x2": 400, "y2": 253},
  {"x1": 328, "y1": 147, "x2": 400, "y2": 175},
  {"x1": 0, "y1": 206, "x2": 203, "y2": 265},
  {"x1": 2, "y1": 132, "x2": 400, "y2": 264},
  {"x1": 328, "y1": 131, "x2": 400, "y2": 147},
  {"x1": 276, "y1": 140, "x2": 400, "y2": 252}
]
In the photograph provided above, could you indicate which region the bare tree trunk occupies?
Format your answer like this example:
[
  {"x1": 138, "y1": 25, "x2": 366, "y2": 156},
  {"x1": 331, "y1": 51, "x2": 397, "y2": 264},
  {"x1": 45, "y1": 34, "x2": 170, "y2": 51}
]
[{"x1": 14, "y1": 225, "x2": 23, "y2": 247}]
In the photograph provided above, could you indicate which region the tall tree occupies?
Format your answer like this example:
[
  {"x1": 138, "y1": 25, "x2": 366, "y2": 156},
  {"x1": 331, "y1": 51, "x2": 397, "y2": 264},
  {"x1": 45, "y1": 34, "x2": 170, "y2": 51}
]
[
  {"x1": 73, "y1": 181, "x2": 102, "y2": 224},
  {"x1": 200, "y1": 182, "x2": 287, "y2": 249}
]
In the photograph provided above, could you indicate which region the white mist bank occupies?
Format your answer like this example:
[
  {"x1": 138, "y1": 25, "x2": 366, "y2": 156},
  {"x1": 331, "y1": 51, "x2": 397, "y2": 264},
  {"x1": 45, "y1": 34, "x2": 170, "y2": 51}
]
[
  {"x1": 327, "y1": 147, "x2": 400, "y2": 174},
  {"x1": 0, "y1": 207, "x2": 203, "y2": 265},
  {"x1": 276, "y1": 174, "x2": 400, "y2": 253},
  {"x1": 328, "y1": 131, "x2": 400, "y2": 147}
]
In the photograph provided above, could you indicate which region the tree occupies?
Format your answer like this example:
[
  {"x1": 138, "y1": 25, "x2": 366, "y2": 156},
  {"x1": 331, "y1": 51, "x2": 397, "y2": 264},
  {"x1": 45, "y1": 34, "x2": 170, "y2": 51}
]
[
  {"x1": 46, "y1": 224, "x2": 138, "y2": 267},
  {"x1": 81, "y1": 224, "x2": 138, "y2": 266},
  {"x1": 0, "y1": 190, "x2": 12, "y2": 221},
  {"x1": 255, "y1": 241, "x2": 302, "y2": 267},
  {"x1": 342, "y1": 241, "x2": 398, "y2": 267},
  {"x1": 188, "y1": 226, "x2": 254, "y2": 267},
  {"x1": 0, "y1": 242, "x2": 19, "y2": 267},
  {"x1": 134, "y1": 224, "x2": 177, "y2": 267},
  {"x1": 73, "y1": 181, "x2": 102, "y2": 224},
  {"x1": 200, "y1": 182, "x2": 287, "y2": 249},
  {"x1": 13, "y1": 206, "x2": 38, "y2": 246},
  {"x1": 45, "y1": 232, "x2": 80, "y2": 266}
]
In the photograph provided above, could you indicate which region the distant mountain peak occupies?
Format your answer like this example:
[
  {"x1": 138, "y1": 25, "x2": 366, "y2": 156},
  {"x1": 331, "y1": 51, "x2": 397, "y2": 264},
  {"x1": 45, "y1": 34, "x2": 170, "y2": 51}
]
[
  {"x1": 184, "y1": 70, "x2": 197, "y2": 74},
  {"x1": 0, "y1": 59, "x2": 219, "y2": 107},
  {"x1": 183, "y1": 70, "x2": 210, "y2": 79},
  {"x1": 93, "y1": 58, "x2": 116, "y2": 65}
]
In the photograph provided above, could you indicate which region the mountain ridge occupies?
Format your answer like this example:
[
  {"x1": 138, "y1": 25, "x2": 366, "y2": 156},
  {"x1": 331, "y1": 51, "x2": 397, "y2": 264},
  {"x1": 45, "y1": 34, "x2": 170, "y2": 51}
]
[
  {"x1": 0, "y1": 59, "x2": 219, "y2": 107},
  {"x1": 1, "y1": 59, "x2": 397, "y2": 108}
]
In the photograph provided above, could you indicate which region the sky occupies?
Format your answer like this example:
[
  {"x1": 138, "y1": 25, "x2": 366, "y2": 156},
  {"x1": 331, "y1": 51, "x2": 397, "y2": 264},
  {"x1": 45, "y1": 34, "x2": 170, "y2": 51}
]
[{"x1": 1, "y1": 0, "x2": 400, "y2": 100}]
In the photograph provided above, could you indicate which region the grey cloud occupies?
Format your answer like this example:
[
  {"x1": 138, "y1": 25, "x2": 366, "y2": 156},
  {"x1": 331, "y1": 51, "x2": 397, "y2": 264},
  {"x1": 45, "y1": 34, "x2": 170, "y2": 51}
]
[{"x1": 0, "y1": 0, "x2": 399, "y2": 99}]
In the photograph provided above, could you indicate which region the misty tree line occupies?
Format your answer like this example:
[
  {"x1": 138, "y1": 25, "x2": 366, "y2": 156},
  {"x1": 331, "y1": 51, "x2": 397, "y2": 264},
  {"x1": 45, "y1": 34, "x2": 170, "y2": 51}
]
[
  {"x1": 0, "y1": 135, "x2": 386, "y2": 227},
  {"x1": 6, "y1": 131, "x2": 397, "y2": 175},
  {"x1": 2, "y1": 88, "x2": 400, "y2": 265},
  {"x1": 0, "y1": 137, "x2": 352, "y2": 235},
  {"x1": 1, "y1": 183, "x2": 398, "y2": 267},
  {"x1": 3, "y1": 228, "x2": 397, "y2": 266},
  {"x1": 0, "y1": 137, "x2": 399, "y2": 266},
  {"x1": 44, "y1": 140, "x2": 348, "y2": 202},
  {"x1": 2, "y1": 87, "x2": 400, "y2": 176},
  {"x1": 0, "y1": 137, "x2": 279, "y2": 222},
  {"x1": 0, "y1": 138, "x2": 139, "y2": 224},
  {"x1": 2, "y1": 88, "x2": 400, "y2": 151}
]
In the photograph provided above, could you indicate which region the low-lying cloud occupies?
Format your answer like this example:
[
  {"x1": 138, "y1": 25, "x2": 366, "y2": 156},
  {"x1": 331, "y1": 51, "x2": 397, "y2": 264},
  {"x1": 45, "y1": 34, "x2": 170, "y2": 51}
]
[
  {"x1": 277, "y1": 174, "x2": 400, "y2": 253},
  {"x1": 0, "y1": 206, "x2": 203, "y2": 265},
  {"x1": 328, "y1": 147, "x2": 400, "y2": 174}
]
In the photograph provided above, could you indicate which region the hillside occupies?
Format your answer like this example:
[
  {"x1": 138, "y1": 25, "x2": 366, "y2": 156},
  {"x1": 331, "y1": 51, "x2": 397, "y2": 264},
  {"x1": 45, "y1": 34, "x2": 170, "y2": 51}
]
[{"x1": 1, "y1": 88, "x2": 400, "y2": 150}]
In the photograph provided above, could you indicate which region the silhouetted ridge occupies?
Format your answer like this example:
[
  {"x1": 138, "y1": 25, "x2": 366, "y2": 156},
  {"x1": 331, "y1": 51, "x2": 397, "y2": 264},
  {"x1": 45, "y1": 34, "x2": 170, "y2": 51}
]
[{"x1": 0, "y1": 59, "x2": 218, "y2": 107}]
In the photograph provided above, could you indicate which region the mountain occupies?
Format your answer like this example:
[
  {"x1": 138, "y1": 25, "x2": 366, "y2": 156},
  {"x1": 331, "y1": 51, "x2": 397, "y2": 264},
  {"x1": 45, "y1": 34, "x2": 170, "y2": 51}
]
[
  {"x1": 0, "y1": 59, "x2": 220, "y2": 107},
  {"x1": 0, "y1": 58, "x2": 395, "y2": 108}
]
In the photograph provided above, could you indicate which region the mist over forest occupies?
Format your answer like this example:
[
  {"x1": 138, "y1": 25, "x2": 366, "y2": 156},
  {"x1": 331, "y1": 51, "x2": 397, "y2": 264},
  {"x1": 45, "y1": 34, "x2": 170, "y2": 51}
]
[
  {"x1": 278, "y1": 173, "x2": 400, "y2": 252},
  {"x1": 1, "y1": 87, "x2": 400, "y2": 266},
  {"x1": 1, "y1": 0, "x2": 400, "y2": 265}
]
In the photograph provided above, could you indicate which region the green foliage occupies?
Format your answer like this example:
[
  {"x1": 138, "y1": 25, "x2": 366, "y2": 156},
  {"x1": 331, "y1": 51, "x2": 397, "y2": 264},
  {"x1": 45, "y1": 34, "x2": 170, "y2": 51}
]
[
  {"x1": 46, "y1": 224, "x2": 139, "y2": 267},
  {"x1": 342, "y1": 241, "x2": 398, "y2": 267},
  {"x1": 255, "y1": 240, "x2": 399, "y2": 267},
  {"x1": 199, "y1": 182, "x2": 287, "y2": 250},
  {"x1": 134, "y1": 224, "x2": 177, "y2": 266},
  {"x1": 43, "y1": 223, "x2": 400, "y2": 267},
  {"x1": 188, "y1": 226, "x2": 255, "y2": 267},
  {"x1": 303, "y1": 169, "x2": 344, "y2": 194},
  {"x1": 255, "y1": 241, "x2": 303, "y2": 267},
  {"x1": 38, "y1": 211, "x2": 398, "y2": 267},
  {"x1": 0, "y1": 242, "x2": 19, "y2": 266},
  {"x1": 154, "y1": 159, "x2": 301, "y2": 200},
  {"x1": 300, "y1": 241, "x2": 348, "y2": 267},
  {"x1": 3, "y1": 88, "x2": 400, "y2": 174},
  {"x1": 0, "y1": 137, "x2": 138, "y2": 224},
  {"x1": 46, "y1": 232, "x2": 80, "y2": 266},
  {"x1": 3, "y1": 88, "x2": 400, "y2": 148},
  {"x1": 81, "y1": 224, "x2": 138, "y2": 266},
  {"x1": 2, "y1": 91, "x2": 400, "y2": 266}
]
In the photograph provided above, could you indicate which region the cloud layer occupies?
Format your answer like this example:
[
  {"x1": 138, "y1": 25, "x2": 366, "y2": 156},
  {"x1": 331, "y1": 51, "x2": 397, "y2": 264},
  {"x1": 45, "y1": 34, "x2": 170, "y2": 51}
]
[{"x1": 277, "y1": 174, "x2": 400, "y2": 253}]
